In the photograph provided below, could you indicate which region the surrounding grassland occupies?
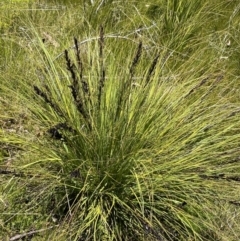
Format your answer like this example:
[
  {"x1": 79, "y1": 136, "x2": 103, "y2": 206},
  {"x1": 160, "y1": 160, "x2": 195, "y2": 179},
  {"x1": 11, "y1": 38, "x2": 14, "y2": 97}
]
[{"x1": 1, "y1": 0, "x2": 240, "y2": 240}]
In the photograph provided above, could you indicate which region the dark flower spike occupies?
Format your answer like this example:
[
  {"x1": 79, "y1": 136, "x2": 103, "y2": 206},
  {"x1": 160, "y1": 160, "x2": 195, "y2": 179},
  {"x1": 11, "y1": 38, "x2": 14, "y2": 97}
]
[
  {"x1": 145, "y1": 53, "x2": 160, "y2": 87},
  {"x1": 64, "y1": 47, "x2": 91, "y2": 130},
  {"x1": 65, "y1": 49, "x2": 79, "y2": 98},
  {"x1": 33, "y1": 85, "x2": 62, "y2": 116},
  {"x1": 47, "y1": 122, "x2": 76, "y2": 140},
  {"x1": 74, "y1": 37, "x2": 89, "y2": 94},
  {"x1": 98, "y1": 25, "x2": 105, "y2": 108},
  {"x1": 184, "y1": 77, "x2": 209, "y2": 99},
  {"x1": 99, "y1": 25, "x2": 104, "y2": 60},
  {"x1": 129, "y1": 41, "x2": 142, "y2": 78}
]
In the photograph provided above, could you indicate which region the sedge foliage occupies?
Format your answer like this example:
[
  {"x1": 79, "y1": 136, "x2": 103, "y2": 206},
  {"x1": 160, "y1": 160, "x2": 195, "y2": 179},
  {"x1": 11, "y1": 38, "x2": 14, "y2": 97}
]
[
  {"x1": 1, "y1": 29, "x2": 240, "y2": 241},
  {"x1": 1, "y1": 1, "x2": 240, "y2": 241}
]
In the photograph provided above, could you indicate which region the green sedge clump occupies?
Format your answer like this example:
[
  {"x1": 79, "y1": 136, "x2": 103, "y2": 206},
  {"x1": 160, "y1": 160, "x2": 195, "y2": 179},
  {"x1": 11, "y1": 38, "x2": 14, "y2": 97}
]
[
  {"x1": 1, "y1": 1, "x2": 240, "y2": 240},
  {"x1": 10, "y1": 26, "x2": 237, "y2": 241}
]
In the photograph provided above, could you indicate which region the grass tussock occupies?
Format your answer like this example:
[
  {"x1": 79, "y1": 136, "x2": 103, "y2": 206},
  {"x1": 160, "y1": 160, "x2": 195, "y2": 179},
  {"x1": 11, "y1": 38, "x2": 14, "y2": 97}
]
[{"x1": 1, "y1": 1, "x2": 240, "y2": 241}]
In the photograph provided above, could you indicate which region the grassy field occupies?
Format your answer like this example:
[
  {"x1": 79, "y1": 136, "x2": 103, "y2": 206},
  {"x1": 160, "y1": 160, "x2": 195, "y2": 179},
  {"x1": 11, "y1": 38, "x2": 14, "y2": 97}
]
[{"x1": 1, "y1": 0, "x2": 240, "y2": 240}]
